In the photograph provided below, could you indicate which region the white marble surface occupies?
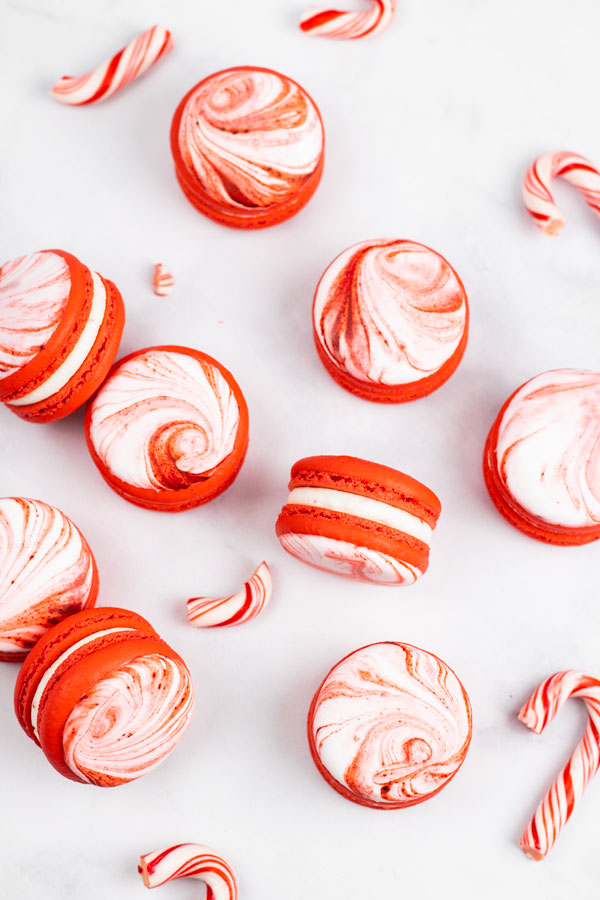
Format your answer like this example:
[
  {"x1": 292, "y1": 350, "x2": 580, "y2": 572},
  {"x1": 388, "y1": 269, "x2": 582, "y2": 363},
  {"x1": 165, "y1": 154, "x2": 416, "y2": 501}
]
[{"x1": 1, "y1": 0, "x2": 600, "y2": 897}]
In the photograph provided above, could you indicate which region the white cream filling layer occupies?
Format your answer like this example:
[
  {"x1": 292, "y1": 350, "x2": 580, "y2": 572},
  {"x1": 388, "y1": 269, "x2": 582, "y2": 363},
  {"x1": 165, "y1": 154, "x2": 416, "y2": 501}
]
[
  {"x1": 9, "y1": 270, "x2": 107, "y2": 407},
  {"x1": 286, "y1": 487, "x2": 432, "y2": 544},
  {"x1": 30, "y1": 627, "x2": 134, "y2": 738}
]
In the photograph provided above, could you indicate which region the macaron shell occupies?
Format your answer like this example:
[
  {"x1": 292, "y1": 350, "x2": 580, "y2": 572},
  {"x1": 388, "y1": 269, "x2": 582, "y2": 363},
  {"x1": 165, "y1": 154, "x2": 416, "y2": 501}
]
[
  {"x1": 8, "y1": 277, "x2": 125, "y2": 423},
  {"x1": 276, "y1": 506, "x2": 430, "y2": 577},
  {"x1": 84, "y1": 346, "x2": 249, "y2": 512},
  {"x1": 170, "y1": 67, "x2": 325, "y2": 230},
  {"x1": 483, "y1": 411, "x2": 600, "y2": 546},
  {"x1": 37, "y1": 634, "x2": 182, "y2": 783},
  {"x1": 0, "y1": 251, "x2": 92, "y2": 402},
  {"x1": 289, "y1": 455, "x2": 441, "y2": 524},
  {"x1": 14, "y1": 607, "x2": 157, "y2": 740},
  {"x1": 314, "y1": 318, "x2": 469, "y2": 403}
]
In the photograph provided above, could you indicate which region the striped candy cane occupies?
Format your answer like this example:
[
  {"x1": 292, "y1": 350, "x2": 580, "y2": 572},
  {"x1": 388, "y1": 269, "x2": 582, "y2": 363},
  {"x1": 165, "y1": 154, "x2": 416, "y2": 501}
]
[
  {"x1": 187, "y1": 562, "x2": 272, "y2": 628},
  {"x1": 522, "y1": 151, "x2": 600, "y2": 236},
  {"x1": 153, "y1": 264, "x2": 175, "y2": 297},
  {"x1": 50, "y1": 25, "x2": 174, "y2": 105},
  {"x1": 139, "y1": 844, "x2": 238, "y2": 899},
  {"x1": 518, "y1": 670, "x2": 600, "y2": 860},
  {"x1": 300, "y1": 0, "x2": 396, "y2": 39}
]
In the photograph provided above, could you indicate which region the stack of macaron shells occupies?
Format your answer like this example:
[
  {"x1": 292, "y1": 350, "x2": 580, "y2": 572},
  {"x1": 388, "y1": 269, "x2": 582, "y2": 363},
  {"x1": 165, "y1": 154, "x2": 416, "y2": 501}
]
[
  {"x1": 85, "y1": 346, "x2": 249, "y2": 511},
  {"x1": 312, "y1": 239, "x2": 469, "y2": 402},
  {"x1": 308, "y1": 642, "x2": 472, "y2": 808},
  {"x1": 15, "y1": 607, "x2": 194, "y2": 786},
  {"x1": 170, "y1": 65, "x2": 325, "y2": 229},
  {"x1": 0, "y1": 497, "x2": 98, "y2": 662},
  {"x1": 276, "y1": 455, "x2": 440, "y2": 585},
  {"x1": 484, "y1": 368, "x2": 600, "y2": 545},
  {"x1": 0, "y1": 250, "x2": 124, "y2": 422}
]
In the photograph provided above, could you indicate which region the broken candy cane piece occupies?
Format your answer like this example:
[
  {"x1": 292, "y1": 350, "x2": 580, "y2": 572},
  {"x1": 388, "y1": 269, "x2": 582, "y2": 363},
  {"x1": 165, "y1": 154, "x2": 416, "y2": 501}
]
[
  {"x1": 300, "y1": 0, "x2": 396, "y2": 39},
  {"x1": 187, "y1": 562, "x2": 272, "y2": 628},
  {"x1": 522, "y1": 151, "x2": 600, "y2": 236},
  {"x1": 139, "y1": 844, "x2": 238, "y2": 899},
  {"x1": 518, "y1": 670, "x2": 600, "y2": 860},
  {"x1": 153, "y1": 264, "x2": 174, "y2": 297},
  {"x1": 50, "y1": 25, "x2": 174, "y2": 105}
]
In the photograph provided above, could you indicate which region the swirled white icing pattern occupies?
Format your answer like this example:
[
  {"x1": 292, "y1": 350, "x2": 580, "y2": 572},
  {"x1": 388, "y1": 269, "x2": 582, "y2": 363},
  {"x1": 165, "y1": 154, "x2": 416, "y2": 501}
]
[
  {"x1": 494, "y1": 369, "x2": 600, "y2": 528},
  {"x1": 313, "y1": 240, "x2": 467, "y2": 386},
  {"x1": 0, "y1": 251, "x2": 70, "y2": 380},
  {"x1": 87, "y1": 349, "x2": 241, "y2": 492},
  {"x1": 279, "y1": 533, "x2": 420, "y2": 585},
  {"x1": 63, "y1": 653, "x2": 194, "y2": 786},
  {"x1": 310, "y1": 642, "x2": 472, "y2": 806},
  {"x1": 0, "y1": 498, "x2": 95, "y2": 657},
  {"x1": 177, "y1": 68, "x2": 324, "y2": 210}
]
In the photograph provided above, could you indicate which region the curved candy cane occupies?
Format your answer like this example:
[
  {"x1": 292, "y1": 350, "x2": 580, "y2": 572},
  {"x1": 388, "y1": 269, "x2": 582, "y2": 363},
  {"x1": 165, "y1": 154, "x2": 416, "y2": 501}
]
[
  {"x1": 523, "y1": 151, "x2": 600, "y2": 236},
  {"x1": 187, "y1": 561, "x2": 272, "y2": 628},
  {"x1": 153, "y1": 264, "x2": 175, "y2": 297},
  {"x1": 300, "y1": 0, "x2": 396, "y2": 39},
  {"x1": 139, "y1": 844, "x2": 238, "y2": 899},
  {"x1": 518, "y1": 670, "x2": 600, "y2": 860},
  {"x1": 50, "y1": 25, "x2": 174, "y2": 106}
]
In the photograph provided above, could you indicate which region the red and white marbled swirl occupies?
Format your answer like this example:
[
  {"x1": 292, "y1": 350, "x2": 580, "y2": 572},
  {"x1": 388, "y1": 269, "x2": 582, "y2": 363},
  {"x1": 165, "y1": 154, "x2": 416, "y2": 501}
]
[
  {"x1": 0, "y1": 251, "x2": 70, "y2": 380},
  {"x1": 177, "y1": 68, "x2": 324, "y2": 210},
  {"x1": 313, "y1": 240, "x2": 467, "y2": 387},
  {"x1": 494, "y1": 369, "x2": 600, "y2": 529},
  {"x1": 309, "y1": 642, "x2": 472, "y2": 808},
  {"x1": 0, "y1": 498, "x2": 96, "y2": 659},
  {"x1": 62, "y1": 653, "x2": 194, "y2": 786},
  {"x1": 87, "y1": 349, "x2": 241, "y2": 492}
]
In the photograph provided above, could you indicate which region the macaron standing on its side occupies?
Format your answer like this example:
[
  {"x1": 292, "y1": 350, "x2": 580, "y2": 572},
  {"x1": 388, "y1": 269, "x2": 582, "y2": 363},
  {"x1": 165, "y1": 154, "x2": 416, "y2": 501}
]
[
  {"x1": 170, "y1": 66, "x2": 325, "y2": 229},
  {"x1": 275, "y1": 455, "x2": 441, "y2": 585},
  {"x1": 484, "y1": 369, "x2": 600, "y2": 545},
  {"x1": 0, "y1": 250, "x2": 125, "y2": 422},
  {"x1": 85, "y1": 346, "x2": 249, "y2": 511},
  {"x1": 312, "y1": 239, "x2": 468, "y2": 402},
  {"x1": 308, "y1": 642, "x2": 472, "y2": 809},
  {"x1": 14, "y1": 607, "x2": 194, "y2": 786},
  {"x1": 0, "y1": 498, "x2": 98, "y2": 662}
]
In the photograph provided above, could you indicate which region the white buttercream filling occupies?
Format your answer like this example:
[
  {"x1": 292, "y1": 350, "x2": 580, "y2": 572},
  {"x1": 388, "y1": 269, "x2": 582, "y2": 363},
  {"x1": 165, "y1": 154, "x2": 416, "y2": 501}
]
[
  {"x1": 286, "y1": 486, "x2": 432, "y2": 544},
  {"x1": 30, "y1": 626, "x2": 134, "y2": 738},
  {"x1": 9, "y1": 270, "x2": 107, "y2": 407}
]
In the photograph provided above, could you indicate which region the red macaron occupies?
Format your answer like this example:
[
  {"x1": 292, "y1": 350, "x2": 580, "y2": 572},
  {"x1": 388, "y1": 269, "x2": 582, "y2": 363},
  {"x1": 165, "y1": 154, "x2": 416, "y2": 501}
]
[
  {"x1": 276, "y1": 455, "x2": 441, "y2": 585},
  {"x1": 85, "y1": 346, "x2": 249, "y2": 512},
  {"x1": 0, "y1": 250, "x2": 125, "y2": 422},
  {"x1": 170, "y1": 66, "x2": 325, "y2": 229},
  {"x1": 14, "y1": 607, "x2": 194, "y2": 786}
]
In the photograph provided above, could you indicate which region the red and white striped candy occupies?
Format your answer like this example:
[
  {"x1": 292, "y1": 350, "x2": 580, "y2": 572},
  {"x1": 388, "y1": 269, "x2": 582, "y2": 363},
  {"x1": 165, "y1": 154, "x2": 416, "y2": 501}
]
[
  {"x1": 153, "y1": 264, "x2": 174, "y2": 297},
  {"x1": 187, "y1": 562, "x2": 271, "y2": 628},
  {"x1": 50, "y1": 25, "x2": 174, "y2": 106},
  {"x1": 300, "y1": 0, "x2": 396, "y2": 39},
  {"x1": 139, "y1": 844, "x2": 238, "y2": 899},
  {"x1": 522, "y1": 151, "x2": 600, "y2": 236},
  {"x1": 518, "y1": 670, "x2": 600, "y2": 860}
]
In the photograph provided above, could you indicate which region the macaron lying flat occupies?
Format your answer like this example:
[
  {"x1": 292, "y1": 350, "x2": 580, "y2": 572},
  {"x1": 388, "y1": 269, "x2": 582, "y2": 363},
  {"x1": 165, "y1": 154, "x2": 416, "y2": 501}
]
[
  {"x1": 312, "y1": 240, "x2": 468, "y2": 402},
  {"x1": 15, "y1": 607, "x2": 194, "y2": 786},
  {"x1": 171, "y1": 66, "x2": 325, "y2": 229},
  {"x1": 0, "y1": 498, "x2": 98, "y2": 662},
  {"x1": 484, "y1": 368, "x2": 600, "y2": 545},
  {"x1": 85, "y1": 346, "x2": 249, "y2": 511},
  {"x1": 0, "y1": 250, "x2": 125, "y2": 422},
  {"x1": 275, "y1": 455, "x2": 441, "y2": 585},
  {"x1": 308, "y1": 642, "x2": 472, "y2": 809}
]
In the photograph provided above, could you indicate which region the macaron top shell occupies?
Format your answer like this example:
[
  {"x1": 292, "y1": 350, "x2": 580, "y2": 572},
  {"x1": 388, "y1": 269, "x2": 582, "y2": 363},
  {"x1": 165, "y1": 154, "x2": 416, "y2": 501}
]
[
  {"x1": 308, "y1": 642, "x2": 472, "y2": 809},
  {"x1": 289, "y1": 455, "x2": 441, "y2": 524},
  {"x1": 0, "y1": 251, "x2": 70, "y2": 380},
  {"x1": 492, "y1": 369, "x2": 600, "y2": 530},
  {"x1": 0, "y1": 498, "x2": 97, "y2": 661},
  {"x1": 313, "y1": 240, "x2": 468, "y2": 388},
  {"x1": 85, "y1": 346, "x2": 249, "y2": 507},
  {"x1": 172, "y1": 66, "x2": 324, "y2": 217}
]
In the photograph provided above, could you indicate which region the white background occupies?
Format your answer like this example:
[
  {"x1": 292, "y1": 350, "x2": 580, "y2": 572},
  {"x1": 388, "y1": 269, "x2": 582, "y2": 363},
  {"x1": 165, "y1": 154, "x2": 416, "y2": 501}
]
[{"x1": 1, "y1": 0, "x2": 600, "y2": 897}]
